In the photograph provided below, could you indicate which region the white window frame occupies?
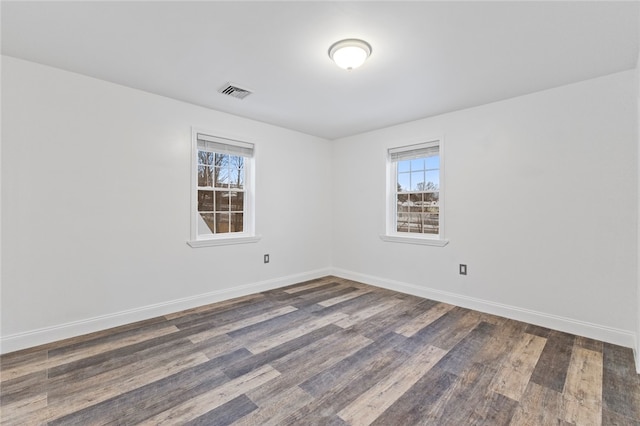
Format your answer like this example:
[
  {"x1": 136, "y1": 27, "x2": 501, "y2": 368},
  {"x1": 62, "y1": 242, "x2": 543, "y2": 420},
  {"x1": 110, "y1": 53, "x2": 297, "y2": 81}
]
[
  {"x1": 187, "y1": 129, "x2": 260, "y2": 248},
  {"x1": 381, "y1": 138, "x2": 448, "y2": 247}
]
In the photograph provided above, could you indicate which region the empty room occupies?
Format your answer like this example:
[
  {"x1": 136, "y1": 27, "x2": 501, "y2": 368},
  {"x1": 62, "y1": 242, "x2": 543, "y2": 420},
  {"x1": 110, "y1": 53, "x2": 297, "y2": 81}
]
[{"x1": 2, "y1": 1, "x2": 640, "y2": 425}]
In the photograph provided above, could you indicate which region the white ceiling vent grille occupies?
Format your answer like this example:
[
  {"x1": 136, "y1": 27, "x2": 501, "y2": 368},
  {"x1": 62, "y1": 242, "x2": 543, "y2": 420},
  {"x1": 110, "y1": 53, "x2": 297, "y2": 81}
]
[{"x1": 218, "y1": 83, "x2": 253, "y2": 100}]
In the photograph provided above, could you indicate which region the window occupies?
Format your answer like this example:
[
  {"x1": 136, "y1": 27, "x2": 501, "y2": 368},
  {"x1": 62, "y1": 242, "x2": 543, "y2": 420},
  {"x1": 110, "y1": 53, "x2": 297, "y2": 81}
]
[
  {"x1": 188, "y1": 131, "x2": 259, "y2": 247},
  {"x1": 382, "y1": 140, "x2": 448, "y2": 246}
]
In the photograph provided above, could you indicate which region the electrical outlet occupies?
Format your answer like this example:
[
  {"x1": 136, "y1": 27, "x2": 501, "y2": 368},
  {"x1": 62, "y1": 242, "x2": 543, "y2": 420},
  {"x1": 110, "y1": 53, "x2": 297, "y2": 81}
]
[
  {"x1": 459, "y1": 264, "x2": 467, "y2": 275},
  {"x1": 264, "y1": 254, "x2": 270, "y2": 264}
]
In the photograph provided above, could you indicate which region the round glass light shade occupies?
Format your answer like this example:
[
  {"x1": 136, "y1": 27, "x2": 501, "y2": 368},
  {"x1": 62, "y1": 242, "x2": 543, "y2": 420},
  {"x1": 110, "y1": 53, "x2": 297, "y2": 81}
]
[{"x1": 328, "y1": 39, "x2": 372, "y2": 70}]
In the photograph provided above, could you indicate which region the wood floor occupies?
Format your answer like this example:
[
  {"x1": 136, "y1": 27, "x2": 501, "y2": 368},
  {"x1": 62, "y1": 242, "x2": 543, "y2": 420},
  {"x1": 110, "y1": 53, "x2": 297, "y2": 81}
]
[{"x1": 1, "y1": 276, "x2": 639, "y2": 425}]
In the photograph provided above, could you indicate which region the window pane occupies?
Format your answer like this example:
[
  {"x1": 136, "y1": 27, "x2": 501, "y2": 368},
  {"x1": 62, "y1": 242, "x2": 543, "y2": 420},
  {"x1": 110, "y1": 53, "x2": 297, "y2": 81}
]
[
  {"x1": 230, "y1": 213, "x2": 244, "y2": 232},
  {"x1": 230, "y1": 191, "x2": 244, "y2": 211},
  {"x1": 407, "y1": 212, "x2": 422, "y2": 233},
  {"x1": 229, "y1": 155, "x2": 244, "y2": 169},
  {"x1": 410, "y1": 158, "x2": 424, "y2": 171},
  {"x1": 199, "y1": 212, "x2": 216, "y2": 234},
  {"x1": 237, "y1": 171, "x2": 244, "y2": 189},
  {"x1": 397, "y1": 212, "x2": 410, "y2": 232},
  {"x1": 425, "y1": 170, "x2": 439, "y2": 190},
  {"x1": 397, "y1": 194, "x2": 409, "y2": 213},
  {"x1": 425, "y1": 155, "x2": 439, "y2": 170},
  {"x1": 198, "y1": 165, "x2": 214, "y2": 187},
  {"x1": 198, "y1": 190, "x2": 214, "y2": 211},
  {"x1": 229, "y1": 168, "x2": 243, "y2": 189},
  {"x1": 423, "y1": 213, "x2": 439, "y2": 234},
  {"x1": 409, "y1": 193, "x2": 422, "y2": 212},
  {"x1": 397, "y1": 172, "x2": 410, "y2": 192},
  {"x1": 425, "y1": 205, "x2": 439, "y2": 215},
  {"x1": 215, "y1": 191, "x2": 230, "y2": 211},
  {"x1": 214, "y1": 153, "x2": 228, "y2": 166},
  {"x1": 198, "y1": 165, "x2": 206, "y2": 186},
  {"x1": 214, "y1": 166, "x2": 229, "y2": 188},
  {"x1": 215, "y1": 213, "x2": 230, "y2": 233},
  {"x1": 424, "y1": 192, "x2": 439, "y2": 206},
  {"x1": 193, "y1": 135, "x2": 254, "y2": 241},
  {"x1": 410, "y1": 171, "x2": 424, "y2": 191},
  {"x1": 398, "y1": 160, "x2": 411, "y2": 173},
  {"x1": 198, "y1": 151, "x2": 213, "y2": 166},
  {"x1": 389, "y1": 143, "x2": 442, "y2": 237}
]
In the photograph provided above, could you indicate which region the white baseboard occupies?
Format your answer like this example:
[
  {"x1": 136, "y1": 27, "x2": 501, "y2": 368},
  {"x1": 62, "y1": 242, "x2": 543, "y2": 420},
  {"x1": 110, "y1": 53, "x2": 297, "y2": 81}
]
[
  {"x1": 332, "y1": 267, "x2": 637, "y2": 350},
  {"x1": 0, "y1": 268, "x2": 332, "y2": 355},
  {"x1": 4, "y1": 266, "x2": 638, "y2": 371}
]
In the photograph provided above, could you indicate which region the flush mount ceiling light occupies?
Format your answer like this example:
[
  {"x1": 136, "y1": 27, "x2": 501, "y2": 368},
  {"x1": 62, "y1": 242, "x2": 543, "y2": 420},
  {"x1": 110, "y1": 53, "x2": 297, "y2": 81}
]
[{"x1": 328, "y1": 38, "x2": 372, "y2": 70}]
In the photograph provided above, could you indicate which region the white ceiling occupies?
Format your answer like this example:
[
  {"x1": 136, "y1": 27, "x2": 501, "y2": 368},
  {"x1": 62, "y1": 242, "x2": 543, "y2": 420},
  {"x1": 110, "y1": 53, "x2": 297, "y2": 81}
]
[{"x1": 2, "y1": 1, "x2": 638, "y2": 140}]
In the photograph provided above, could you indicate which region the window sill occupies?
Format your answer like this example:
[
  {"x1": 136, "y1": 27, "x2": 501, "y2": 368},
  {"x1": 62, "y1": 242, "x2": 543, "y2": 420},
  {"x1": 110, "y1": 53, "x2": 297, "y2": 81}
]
[
  {"x1": 379, "y1": 234, "x2": 449, "y2": 247},
  {"x1": 187, "y1": 235, "x2": 262, "y2": 248}
]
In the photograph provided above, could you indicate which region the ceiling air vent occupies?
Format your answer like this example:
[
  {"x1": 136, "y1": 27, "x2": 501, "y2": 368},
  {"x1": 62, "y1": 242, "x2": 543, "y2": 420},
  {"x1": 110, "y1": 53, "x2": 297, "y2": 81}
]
[{"x1": 218, "y1": 83, "x2": 253, "y2": 100}]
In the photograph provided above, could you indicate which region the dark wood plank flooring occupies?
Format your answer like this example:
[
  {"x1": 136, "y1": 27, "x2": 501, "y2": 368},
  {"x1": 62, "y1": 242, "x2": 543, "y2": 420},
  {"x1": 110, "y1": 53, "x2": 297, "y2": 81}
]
[{"x1": 1, "y1": 276, "x2": 639, "y2": 425}]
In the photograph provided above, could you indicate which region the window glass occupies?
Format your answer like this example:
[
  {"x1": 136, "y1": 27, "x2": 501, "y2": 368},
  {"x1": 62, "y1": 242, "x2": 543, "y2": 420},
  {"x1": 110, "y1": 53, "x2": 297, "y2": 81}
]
[
  {"x1": 389, "y1": 141, "x2": 442, "y2": 237},
  {"x1": 193, "y1": 132, "x2": 254, "y2": 240}
]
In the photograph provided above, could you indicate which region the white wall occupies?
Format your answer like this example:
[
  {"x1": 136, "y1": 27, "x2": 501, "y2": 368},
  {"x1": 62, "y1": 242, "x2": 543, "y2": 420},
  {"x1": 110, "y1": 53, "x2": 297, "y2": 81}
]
[
  {"x1": 332, "y1": 70, "x2": 638, "y2": 347},
  {"x1": 2, "y1": 55, "x2": 638, "y2": 355},
  {"x1": 1, "y1": 56, "x2": 332, "y2": 352}
]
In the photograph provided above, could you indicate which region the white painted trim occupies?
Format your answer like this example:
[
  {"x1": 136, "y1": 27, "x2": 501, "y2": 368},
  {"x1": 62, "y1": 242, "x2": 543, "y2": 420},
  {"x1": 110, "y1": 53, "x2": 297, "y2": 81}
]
[
  {"x1": 0, "y1": 268, "x2": 332, "y2": 355},
  {"x1": 331, "y1": 267, "x2": 636, "y2": 350},
  {"x1": 187, "y1": 235, "x2": 261, "y2": 247},
  {"x1": 379, "y1": 234, "x2": 449, "y2": 247}
]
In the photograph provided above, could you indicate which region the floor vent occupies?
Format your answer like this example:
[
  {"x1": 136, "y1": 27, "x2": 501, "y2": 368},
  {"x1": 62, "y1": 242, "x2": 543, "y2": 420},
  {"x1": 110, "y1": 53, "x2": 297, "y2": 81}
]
[{"x1": 218, "y1": 83, "x2": 252, "y2": 100}]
